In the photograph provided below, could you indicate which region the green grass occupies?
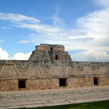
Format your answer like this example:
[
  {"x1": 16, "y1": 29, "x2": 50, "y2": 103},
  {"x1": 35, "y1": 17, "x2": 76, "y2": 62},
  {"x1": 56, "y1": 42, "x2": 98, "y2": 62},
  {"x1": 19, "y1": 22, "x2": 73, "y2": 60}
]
[{"x1": 19, "y1": 100, "x2": 109, "y2": 109}]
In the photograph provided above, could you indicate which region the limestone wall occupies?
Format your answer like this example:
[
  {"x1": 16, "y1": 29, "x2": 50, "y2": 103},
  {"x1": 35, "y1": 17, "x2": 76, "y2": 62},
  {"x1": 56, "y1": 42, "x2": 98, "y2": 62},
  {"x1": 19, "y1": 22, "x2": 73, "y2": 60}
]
[
  {"x1": 1, "y1": 80, "x2": 18, "y2": 91},
  {"x1": 99, "y1": 77, "x2": 109, "y2": 86},
  {"x1": 36, "y1": 44, "x2": 65, "y2": 51},
  {"x1": 0, "y1": 77, "x2": 108, "y2": 91},
  {"x1": 26, "y1": 79, "x2": 59, "y2": 90},
  {"x1": 68, "y1": 78, "x2": 93, "y2": 88},
  {"x1": 0, "y1": 60, "x2": 109, "y2": 91}
]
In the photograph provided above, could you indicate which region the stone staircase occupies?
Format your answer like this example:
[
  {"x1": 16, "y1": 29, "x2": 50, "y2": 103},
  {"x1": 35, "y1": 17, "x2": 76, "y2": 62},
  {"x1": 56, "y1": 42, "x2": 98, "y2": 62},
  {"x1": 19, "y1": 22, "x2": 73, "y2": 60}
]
[{"x1": 0, "y1": 86, "x2": 109, "y2": 109}]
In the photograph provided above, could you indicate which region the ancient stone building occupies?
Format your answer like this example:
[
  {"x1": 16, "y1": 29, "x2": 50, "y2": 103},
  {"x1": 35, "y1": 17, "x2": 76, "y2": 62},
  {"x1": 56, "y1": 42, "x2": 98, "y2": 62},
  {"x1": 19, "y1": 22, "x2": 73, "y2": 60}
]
[
  {"x1": 29, "y1": 44, "x2": 72, "y2": 61},
  {"x1": 0, "y1": 44, "x2": 109, "y2": 108}
]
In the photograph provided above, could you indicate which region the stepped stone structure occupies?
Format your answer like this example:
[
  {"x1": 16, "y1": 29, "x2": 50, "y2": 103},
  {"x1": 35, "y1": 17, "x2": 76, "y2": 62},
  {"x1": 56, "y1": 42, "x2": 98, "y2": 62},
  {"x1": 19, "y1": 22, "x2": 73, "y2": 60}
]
[
  {"x1": 29, "y1": 44, "x2": 72, "y2": 61},
  {"x1": 0, "y1": 44, "x2": 109, "y2": 109}
]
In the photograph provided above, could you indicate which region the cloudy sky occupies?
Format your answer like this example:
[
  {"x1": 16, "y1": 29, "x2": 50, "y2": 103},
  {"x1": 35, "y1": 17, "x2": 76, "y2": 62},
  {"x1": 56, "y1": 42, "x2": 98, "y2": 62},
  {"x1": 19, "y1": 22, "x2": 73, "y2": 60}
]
[{"x1": 0, "y1": 0, "x2": 109, "y2": 62}]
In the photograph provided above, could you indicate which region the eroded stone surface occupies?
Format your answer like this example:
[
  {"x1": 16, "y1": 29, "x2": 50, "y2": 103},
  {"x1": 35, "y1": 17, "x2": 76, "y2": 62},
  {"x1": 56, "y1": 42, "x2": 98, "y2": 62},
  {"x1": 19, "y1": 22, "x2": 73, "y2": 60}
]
[
  {"x1": 29, "y1": 44, "x2": 72, "y2": 61},
  {"x1": 0, "y1": 86, "x2": 109, "y2": 109}
]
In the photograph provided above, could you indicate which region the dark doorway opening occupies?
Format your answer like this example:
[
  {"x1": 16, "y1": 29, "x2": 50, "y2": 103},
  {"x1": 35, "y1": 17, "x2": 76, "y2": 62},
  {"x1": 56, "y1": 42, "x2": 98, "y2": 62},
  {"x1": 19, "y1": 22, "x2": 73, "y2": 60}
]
[
  {"x1": 55, "y1": 55, "x2": 58, "y2": 60},
  {"x1": 59, "y1": 78, "x2": 67, "y2": 86},
  {"x1": 19, "y1": 80, "x2": 25, "y2": 88},
  {"x1": 50, "y1": 47, "x2": 53, "y2": 51},
  {"x1": 94, "y1": 78, "x2": 98, "y2": 85}
]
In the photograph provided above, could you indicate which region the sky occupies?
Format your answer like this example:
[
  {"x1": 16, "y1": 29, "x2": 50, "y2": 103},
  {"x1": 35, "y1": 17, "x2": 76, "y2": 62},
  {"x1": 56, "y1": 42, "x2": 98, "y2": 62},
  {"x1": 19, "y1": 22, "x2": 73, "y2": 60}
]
[{"x1": 0, "y1": 0, "x2": 109, "y2": 62}]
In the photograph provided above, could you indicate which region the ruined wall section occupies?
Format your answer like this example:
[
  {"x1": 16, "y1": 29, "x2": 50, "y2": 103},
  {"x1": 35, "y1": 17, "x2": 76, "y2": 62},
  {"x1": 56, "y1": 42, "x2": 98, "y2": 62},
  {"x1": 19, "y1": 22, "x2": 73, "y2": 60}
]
[
  {"x1": 29, "y1": 44, "x2": 72, "y2": 61},
  {"x1": 29, "y1": 51, "x2": 35, "y2": 60},
  {"x1": 29, "y1": 50, "x2": 51, "y2": 61},
  {"x1": 48, "y1": 51, "x2": 72, "y2": 61},
  {"x1": 0, "y1": 60, "x2": 109, "y2": 79},
  {"x1": 0, "y1": 60, "x2": 109, "y2": 91},
  {"x1": 36, "y1": 44, "x2": 65, "y2": 51}
]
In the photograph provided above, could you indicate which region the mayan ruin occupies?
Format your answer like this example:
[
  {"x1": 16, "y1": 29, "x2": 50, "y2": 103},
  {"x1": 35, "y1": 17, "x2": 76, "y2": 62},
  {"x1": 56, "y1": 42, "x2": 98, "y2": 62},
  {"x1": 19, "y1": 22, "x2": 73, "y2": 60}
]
[{"x1": 0, "y1": 44, "x2": 109, "y2": 108}]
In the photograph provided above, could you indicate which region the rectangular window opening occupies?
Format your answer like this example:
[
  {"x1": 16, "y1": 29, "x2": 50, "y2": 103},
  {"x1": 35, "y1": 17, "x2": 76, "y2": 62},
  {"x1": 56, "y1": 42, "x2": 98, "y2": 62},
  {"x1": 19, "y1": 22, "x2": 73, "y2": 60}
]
[
  {"x1": 94, "y1": 78, "x2": 98, "y2": 85},
  {"x1": 59, "y1": 78, "x2": 67, "y2": 86},
  {"x1": 50, "y1": 47, "x2": 53, "y2": 51},
  {"x1": 19, "y1": 80, "x2": 25, "y2": 88},
  {"x1": 55, "y1": 55, "x2": 58, "y2": 60}
]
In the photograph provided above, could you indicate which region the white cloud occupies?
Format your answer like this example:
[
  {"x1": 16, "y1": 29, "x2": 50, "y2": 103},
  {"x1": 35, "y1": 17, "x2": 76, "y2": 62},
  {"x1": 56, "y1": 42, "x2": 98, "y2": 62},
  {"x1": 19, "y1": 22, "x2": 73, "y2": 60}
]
[
  {"x1": 53, "y1": 3, "x2": 60, "y2": 27},
  {"x1": 0, "y1": 40, "x2": 4, "y2": 43},
  {"x1": 18, "y1": 40, "x2": 30, "y2": 44},
  {"x1": 71, "y1": 50, "x2": 109, "y2": 62},
  {"x1": 53, "y1": 3, "x2": 65, "y2": 28},
  {"x1": 0, "y1": 47, "x2": 31, "y2": 60},
  {"x1": 0, "y1": 12, "x2": 40, "y2": 23},
  {"x1": 28, "y1": 5, "x2": 109, "y2": 53},
  {"x1": 0, "y1": 47, "x2": 9, "y2": 59},
  {"x1": 0, "y1": 12, "x2": 60, "y2": 33},
  {"x1": 18, "y1": 23, "x2": 60, "y2": 33},
  {"x1": 76, "y1": 8, "x2": 109, "y2": 52},
  {"x1": 78, "y1": 9, "x2": 109, "y2": 38},
  {"x1": 0, "y1": 12, "x2": 90, "y2": 44},
  {"x1": 94, "y1": 0, "x2": 109, "y2": 8},
  {"x1": 11, "y1": 52, "x2": 31, "y2": 60},
  {"x1": 2, "y1": 26, "x2": 11, "y2": 30}
]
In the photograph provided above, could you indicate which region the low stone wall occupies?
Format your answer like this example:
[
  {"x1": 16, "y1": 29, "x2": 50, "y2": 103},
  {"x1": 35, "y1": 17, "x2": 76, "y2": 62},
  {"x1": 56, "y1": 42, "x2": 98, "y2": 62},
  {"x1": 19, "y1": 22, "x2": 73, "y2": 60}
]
[
  {"x1": 0, "y1": 60, "x2": 109, "y2": 91},
  {"x1": 26, "y1": 79, "x2": 59, "y2": 90},
  {"x1": 0, "y1": 77, "x2": 109, "y2": 91},
  {"x1": 68, "y1": 78, "x2": 93, "y2": 88},
  {"x1": 99, "y1": 77, "x2": 109, "y2": 86}
]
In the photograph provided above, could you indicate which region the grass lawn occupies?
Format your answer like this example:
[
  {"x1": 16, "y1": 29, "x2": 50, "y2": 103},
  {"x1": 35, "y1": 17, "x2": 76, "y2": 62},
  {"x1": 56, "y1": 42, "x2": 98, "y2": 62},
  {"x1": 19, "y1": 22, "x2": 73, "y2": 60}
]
[{"x1": 19, "y1": 100, "x2": 109, "y2": 109}]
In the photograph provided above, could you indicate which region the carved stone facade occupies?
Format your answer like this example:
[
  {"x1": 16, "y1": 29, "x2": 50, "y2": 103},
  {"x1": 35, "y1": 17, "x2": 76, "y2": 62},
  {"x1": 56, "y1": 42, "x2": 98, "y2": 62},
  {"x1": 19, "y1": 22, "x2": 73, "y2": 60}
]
[{"x1": 0, "y1": 44, "x2": 109, "y2": 91}]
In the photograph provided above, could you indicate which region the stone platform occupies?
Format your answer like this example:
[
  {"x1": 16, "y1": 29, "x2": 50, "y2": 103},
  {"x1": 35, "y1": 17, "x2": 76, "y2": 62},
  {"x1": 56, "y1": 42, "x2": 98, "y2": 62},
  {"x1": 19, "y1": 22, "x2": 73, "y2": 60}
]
[{"x1": 0, "y1": 86, "x2": 109, "y2": 109}]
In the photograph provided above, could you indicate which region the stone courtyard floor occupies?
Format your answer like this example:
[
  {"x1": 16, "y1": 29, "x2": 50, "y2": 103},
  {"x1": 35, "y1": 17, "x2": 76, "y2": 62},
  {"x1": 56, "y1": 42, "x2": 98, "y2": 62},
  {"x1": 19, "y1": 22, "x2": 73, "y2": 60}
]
[{"x1": 0, "y1": 86, "x2": 109, "y2": 109}]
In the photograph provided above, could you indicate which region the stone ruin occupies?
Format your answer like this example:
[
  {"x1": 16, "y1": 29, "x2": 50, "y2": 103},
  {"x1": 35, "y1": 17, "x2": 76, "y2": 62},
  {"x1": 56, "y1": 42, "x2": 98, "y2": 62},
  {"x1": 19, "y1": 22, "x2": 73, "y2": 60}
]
[
  {"x1": 29, "y1": 44, "x2": 72, "y2": 61},
  {"x1": 0, "y1": 44, "x2": 109, "y2": 109}
]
